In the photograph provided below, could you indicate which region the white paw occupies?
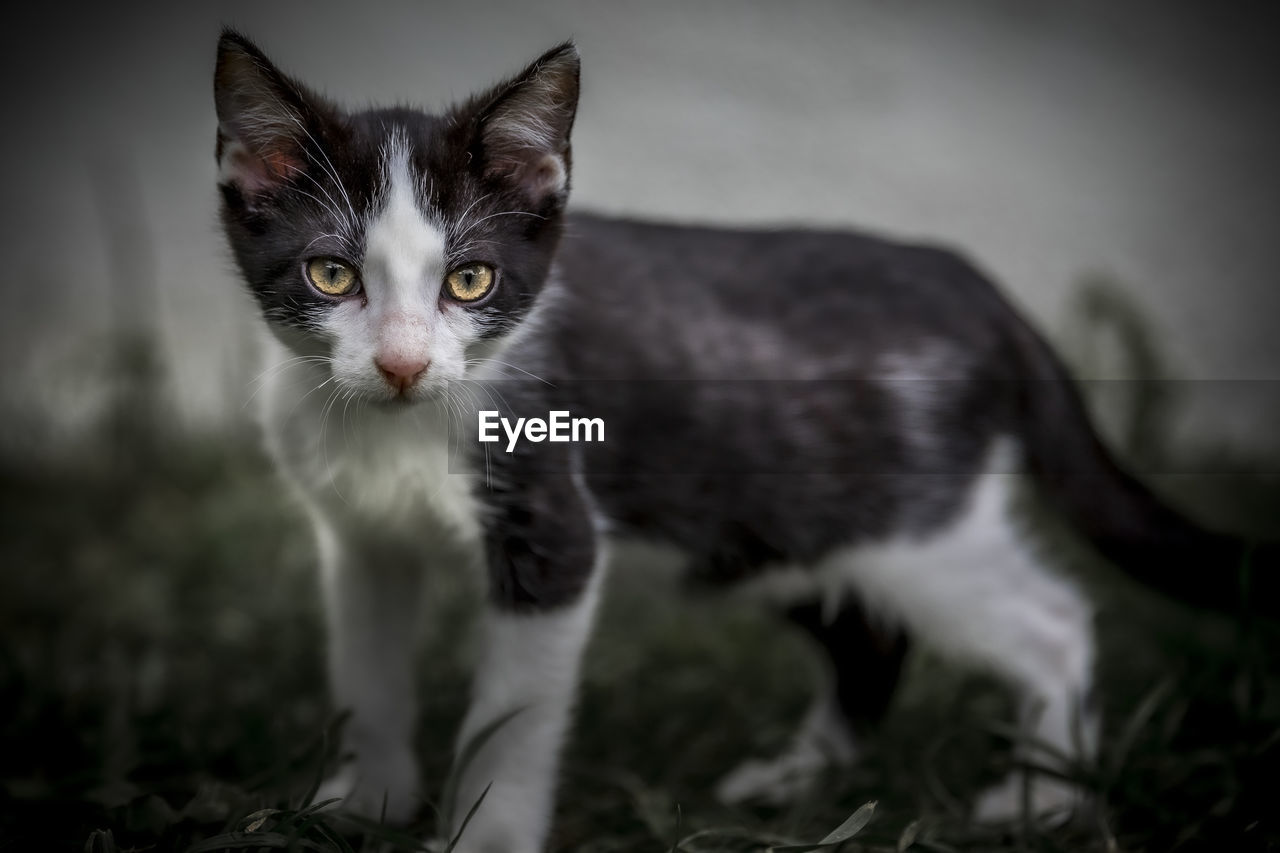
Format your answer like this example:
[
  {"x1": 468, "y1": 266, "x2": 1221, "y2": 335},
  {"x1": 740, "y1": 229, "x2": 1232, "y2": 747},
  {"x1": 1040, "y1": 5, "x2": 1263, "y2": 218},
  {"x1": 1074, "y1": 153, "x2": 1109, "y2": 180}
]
[
  {"x1": 443, "y1": 822, "x2": 542, "y2": 853},
  {"x1": 971, "y1": 773, "x2": 1082, "y2": 826},
  {"x1": 715, "y1": 737, "x2": 856, "y2": 807},
  {"x1": 312, "y1": 758, "x2": 420, "y2": 824},
  {"x1": 443, "y1": 838, "x2": 539, "y2": 853},
  {"x1": 717, "y1": 698, "x2": 858, "y2": 806},
  {"x1": 716, "y1": 755, "x2": 824, "y2": 806}
]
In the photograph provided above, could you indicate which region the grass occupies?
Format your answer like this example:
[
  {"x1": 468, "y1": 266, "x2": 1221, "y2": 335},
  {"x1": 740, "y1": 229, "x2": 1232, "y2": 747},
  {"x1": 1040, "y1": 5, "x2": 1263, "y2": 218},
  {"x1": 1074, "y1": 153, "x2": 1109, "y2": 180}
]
[{"x1": 2, "y1": 356, "x2": 1279, "y2": 851}]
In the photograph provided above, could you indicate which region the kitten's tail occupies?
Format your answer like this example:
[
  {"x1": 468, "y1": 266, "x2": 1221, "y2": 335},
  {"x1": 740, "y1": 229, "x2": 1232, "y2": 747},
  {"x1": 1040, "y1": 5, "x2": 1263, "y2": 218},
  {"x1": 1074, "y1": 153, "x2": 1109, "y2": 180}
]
[{"x1": 1005, "y1": 311, "x2": 1278, "y2": 617}]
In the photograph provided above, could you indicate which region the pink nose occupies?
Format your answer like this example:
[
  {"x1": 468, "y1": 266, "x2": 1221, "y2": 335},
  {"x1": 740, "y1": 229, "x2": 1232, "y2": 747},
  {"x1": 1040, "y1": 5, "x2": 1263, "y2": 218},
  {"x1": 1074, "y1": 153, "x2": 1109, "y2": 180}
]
[{"x1": 375, "y1": 355, "x2": 429, "y2": 393}]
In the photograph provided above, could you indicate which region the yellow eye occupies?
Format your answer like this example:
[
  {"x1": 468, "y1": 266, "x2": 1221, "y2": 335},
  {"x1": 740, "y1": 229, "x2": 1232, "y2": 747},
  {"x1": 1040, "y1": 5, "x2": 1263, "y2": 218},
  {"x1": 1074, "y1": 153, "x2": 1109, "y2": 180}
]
[
  {"x1": 306, "y1": 258, "x2": 359, "y2": 297},
  {"x1": 445, "y1": 263, "x2": 496, "y2": 302}
]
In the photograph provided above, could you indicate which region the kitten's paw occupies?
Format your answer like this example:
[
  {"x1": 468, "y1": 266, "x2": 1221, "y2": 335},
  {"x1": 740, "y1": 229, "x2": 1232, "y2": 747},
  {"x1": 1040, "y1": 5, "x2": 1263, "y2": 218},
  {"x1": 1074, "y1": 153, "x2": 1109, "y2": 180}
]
[
  {"x1": 313, "y1": 758, "x2": 420, "y2": 825},
  {"x1": 716, "y1": 756, "x2": 817, "y2": 806},
  {"x1": 715, "y1": 745, "x2": 854, "y2": 807},
  {"x1": 441, "y1": 824, "x2": 540, "y2": 853},
  {"x1": 971, "y1": 774, "x2": 1083, "y2": 826},
  {"x1": 716, "y1": 710, "x2": 858, "y2": 807},
  {"x1": 439, "y1": 783, "x2": 547, "y2": 853}
]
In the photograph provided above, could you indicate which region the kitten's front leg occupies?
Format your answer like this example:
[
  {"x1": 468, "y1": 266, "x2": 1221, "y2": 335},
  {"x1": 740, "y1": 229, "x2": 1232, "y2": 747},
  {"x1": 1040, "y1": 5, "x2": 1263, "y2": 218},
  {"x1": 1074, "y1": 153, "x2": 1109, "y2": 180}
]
[
  {"x1": 445, "y1": 474, "x2": 603, "y2": 853},
  {"x1": 311, "y1": 513, "x2": 426, "y2": 823}
]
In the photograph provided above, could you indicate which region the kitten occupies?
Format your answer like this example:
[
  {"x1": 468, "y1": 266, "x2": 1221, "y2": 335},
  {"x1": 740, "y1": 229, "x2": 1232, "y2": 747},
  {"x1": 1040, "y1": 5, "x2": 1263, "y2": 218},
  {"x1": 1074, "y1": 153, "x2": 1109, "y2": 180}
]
[{"x1": 214, "y1": 30, "x2": 1274, "y2": 852}]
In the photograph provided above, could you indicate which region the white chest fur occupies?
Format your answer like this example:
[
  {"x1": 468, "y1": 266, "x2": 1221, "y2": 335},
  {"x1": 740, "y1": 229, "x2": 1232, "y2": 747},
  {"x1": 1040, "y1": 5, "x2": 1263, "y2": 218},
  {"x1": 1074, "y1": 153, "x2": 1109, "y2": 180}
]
[{"x1": 257, "y1": 339, "x2": 483, "y2": 545}]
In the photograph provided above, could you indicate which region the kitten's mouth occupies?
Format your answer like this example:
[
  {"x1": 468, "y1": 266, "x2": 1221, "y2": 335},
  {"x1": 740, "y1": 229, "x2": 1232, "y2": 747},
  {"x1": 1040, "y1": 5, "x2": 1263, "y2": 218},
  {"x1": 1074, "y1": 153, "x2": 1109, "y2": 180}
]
[
  {"x1": 372, "y1": 384, "x2": 445, "y2": 409},
  {"x1": 376, "y1": 391, "x2": 423, "y2": 408}
]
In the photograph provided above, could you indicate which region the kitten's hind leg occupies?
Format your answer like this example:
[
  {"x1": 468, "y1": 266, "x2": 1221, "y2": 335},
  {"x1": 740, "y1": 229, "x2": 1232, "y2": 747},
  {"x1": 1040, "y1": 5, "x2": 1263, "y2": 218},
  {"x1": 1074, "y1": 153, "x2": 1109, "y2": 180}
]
[
  {"x1": 715, "y1": 596, "x2": 909, "y2": 806},
  {"x1": 845, "y1": 452, "x2": 1099, "y2": 824}
]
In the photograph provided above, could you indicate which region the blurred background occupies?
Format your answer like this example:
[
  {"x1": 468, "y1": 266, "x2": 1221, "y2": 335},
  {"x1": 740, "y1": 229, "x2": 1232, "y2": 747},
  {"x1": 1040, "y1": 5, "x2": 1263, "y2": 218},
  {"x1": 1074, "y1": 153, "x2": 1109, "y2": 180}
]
[
  {"x1": 2, "y1": 2, "x2": 1279, "y2": 850},
  {"x1": 3, "y1": 0, "x2": 1279, "y2": 448}
]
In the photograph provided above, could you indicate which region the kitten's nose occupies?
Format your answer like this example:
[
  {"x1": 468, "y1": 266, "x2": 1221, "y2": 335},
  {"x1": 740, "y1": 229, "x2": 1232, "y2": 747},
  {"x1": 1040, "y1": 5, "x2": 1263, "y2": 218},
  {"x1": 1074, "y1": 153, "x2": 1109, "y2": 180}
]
[{"x1": 375, "y1": 355, "x2": 430, "y2": 394}]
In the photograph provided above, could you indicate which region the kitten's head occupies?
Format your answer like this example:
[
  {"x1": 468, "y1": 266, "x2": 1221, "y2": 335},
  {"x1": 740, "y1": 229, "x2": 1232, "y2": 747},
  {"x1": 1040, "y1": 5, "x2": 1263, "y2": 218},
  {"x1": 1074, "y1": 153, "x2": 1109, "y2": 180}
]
[{"x1": 214, "y1": 30, "x2": 578, "y2": 403}]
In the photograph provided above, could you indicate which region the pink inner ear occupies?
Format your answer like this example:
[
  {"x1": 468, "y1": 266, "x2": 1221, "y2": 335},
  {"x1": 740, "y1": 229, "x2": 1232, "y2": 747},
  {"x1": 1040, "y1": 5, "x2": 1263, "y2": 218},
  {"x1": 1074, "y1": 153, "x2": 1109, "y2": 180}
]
[
  {"x1": 487, "y1": 151, "x2": 566, "y2": 200},
  {"x1": 264, "y1": 148, "x2": 300, "y2": 178},
  {"x1": 531, "y1": 154, "x2": 566, "y2": 193},
  {"x1": 224, "y1": 140, "x2": 302, "y2": 194}
]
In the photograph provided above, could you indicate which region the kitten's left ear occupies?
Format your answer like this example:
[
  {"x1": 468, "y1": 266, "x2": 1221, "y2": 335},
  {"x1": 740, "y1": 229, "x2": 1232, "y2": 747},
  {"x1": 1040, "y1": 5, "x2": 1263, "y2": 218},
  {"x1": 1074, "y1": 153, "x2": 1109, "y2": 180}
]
[{"x1": 471, "y1": 42, "x2": 580, "y2": 204}]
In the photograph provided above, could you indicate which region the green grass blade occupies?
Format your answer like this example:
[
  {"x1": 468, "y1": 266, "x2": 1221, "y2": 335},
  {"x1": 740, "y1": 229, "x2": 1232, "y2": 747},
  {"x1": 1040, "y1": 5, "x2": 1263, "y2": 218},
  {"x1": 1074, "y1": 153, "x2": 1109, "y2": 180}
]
[
  {"x1": 439, "y1": 706, "x2": 525, "y2": 828},
  {"x1": 768, "y1": 800, "x2": 876, "y2": 851},
  {"x1": 897, "y1": 818, "x2": 921, "y2": 852},
  {"x1": 817, "y1": 800, "x2": 877, "y2": 845},
  {"x1": 186, "y1": 831, "x2": 293, "y2": 851},
  {"x1": 445, "y1": 780, "x2": 493, "y2": 853},
  {"x1": 83, "y1": 829, "x2": 117, "y2": 853},
  {"x1": 978, "y1": 720, "x2": 1075, "y2": 766},
  {"x1": 1107, "y1": 677, "x2": 1175, "y2": 782},
  {"x1": 308, "y1": 820, "x2": 360, "y2": 853},
  {"x1": 299, "y1": 712, "x2": 348, "y2": 810}
]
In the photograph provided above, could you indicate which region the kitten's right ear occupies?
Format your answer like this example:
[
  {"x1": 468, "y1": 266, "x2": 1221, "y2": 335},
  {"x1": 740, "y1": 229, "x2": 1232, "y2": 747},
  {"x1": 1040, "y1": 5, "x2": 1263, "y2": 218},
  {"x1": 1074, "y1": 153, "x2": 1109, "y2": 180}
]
[
  {"x1": 468, "y1": 42, "x2": 581, "y2": 205},
  {"x1": 214, "y1": 30, "x2": 321, "y2": 198}
]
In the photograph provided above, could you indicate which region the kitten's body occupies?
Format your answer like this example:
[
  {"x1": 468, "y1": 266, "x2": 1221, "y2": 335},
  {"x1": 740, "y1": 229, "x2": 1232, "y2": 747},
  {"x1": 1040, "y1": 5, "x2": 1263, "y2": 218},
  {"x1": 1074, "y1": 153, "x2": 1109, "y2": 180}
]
[{"x1": 217, "y1": 32, "x2": 1273, "y2": 852}]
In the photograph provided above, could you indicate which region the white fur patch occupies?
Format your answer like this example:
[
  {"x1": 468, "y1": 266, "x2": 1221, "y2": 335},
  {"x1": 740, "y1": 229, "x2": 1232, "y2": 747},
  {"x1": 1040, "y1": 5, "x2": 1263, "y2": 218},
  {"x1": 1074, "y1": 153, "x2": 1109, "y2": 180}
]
[
  {"x1": 310, "y1": 512, "x2": 431, "y2": 822},
  {"x1": 843, "y1": 440, "x2": 1094, "y2": 702},
  {"x1": 257, "y1": 332, "x2": 482, "y2": 539},
  {"x1": 738, "y1": 438, "x2": 1093, "y2": 708},
  {"x1": 322, "y1": 135, "x2": 482, "y2": 403},
  {"x1": 847, "y1": 439, "x2": 1096, "y2": 819},
  {"x1": 364, "y1": 139, "x2": 447, "y2": 313},
  {"x1": 446, "y1": 561, "x2": 607, "y2": 853}
]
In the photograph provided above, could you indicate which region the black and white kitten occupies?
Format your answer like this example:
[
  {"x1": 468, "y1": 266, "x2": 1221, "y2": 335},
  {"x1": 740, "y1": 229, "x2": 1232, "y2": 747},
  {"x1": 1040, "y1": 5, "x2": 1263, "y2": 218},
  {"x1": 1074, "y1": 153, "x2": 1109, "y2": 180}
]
[{"x1": 214, "y1": 31, "x2": 1274, "y2": 852}]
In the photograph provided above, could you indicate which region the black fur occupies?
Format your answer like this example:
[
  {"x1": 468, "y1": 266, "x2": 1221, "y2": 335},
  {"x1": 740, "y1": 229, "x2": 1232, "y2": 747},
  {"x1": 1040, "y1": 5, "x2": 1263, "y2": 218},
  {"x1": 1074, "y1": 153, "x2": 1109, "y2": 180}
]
[{"x1": 479, "y1": 213, "x2": 1276, "y2": 614}]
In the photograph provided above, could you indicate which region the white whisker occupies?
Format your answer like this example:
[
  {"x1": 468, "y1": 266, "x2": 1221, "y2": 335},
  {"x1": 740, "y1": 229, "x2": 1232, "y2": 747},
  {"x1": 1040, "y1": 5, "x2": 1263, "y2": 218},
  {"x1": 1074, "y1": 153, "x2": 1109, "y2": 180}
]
[{"x1": 465, "y1": 356, "x2": 554, "y2": 386}]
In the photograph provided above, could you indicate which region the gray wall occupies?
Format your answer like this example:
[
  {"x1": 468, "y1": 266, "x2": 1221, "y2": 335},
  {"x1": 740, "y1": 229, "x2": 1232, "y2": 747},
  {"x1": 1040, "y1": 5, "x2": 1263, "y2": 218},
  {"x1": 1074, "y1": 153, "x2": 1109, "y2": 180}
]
[{"x1": 4, "y1": 1, "x2": 1277, "y2": 447}]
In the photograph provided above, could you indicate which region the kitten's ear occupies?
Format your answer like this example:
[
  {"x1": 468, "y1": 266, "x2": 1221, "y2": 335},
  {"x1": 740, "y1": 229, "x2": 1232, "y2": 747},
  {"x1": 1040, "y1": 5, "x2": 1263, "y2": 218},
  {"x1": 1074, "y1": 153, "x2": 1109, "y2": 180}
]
[
  {"x1": 213, "y1": 30, "x2": 327, "y2": 198},
  {"x1": 471, "y1": 42, "x2": 580, "y2": 203}
]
